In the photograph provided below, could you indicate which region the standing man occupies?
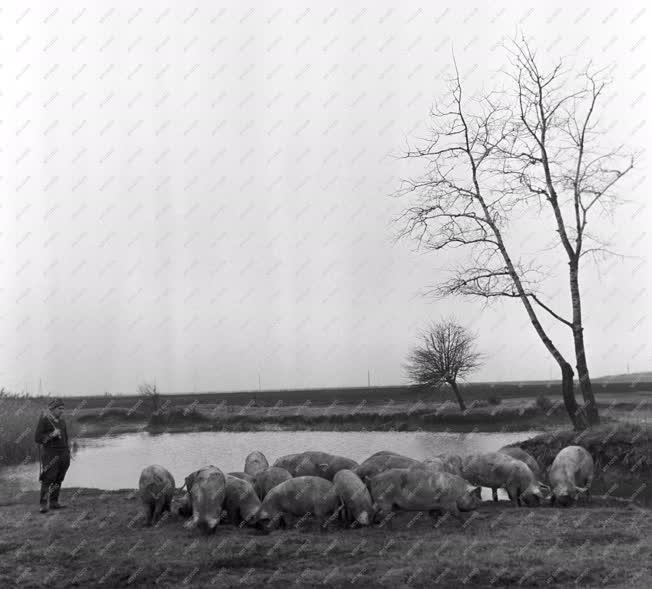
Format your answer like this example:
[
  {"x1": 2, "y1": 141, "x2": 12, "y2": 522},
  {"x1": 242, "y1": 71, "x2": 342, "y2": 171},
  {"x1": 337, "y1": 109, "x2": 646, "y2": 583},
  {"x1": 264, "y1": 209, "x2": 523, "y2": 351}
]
[{"x1": 34, "y1": 398, "x2": 71, "y2": 513}]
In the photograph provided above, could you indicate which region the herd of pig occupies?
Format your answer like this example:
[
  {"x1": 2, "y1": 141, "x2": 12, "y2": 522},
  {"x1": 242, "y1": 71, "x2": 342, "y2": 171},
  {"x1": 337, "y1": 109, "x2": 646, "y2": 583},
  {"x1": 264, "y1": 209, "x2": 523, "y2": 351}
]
[{"x1": 137, "y1": 444, "x2": 594, "y2": 534}]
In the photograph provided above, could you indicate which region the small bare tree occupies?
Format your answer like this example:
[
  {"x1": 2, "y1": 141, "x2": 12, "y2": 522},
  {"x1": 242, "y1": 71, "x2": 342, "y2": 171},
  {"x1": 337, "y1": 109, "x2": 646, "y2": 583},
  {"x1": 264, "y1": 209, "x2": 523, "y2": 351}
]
[
  {"x1": 404, "y1": 319, "x2": 483, "y2": 411},
  {"x1": 138, "y1": 381, "x2": 160, "y2": 414}
]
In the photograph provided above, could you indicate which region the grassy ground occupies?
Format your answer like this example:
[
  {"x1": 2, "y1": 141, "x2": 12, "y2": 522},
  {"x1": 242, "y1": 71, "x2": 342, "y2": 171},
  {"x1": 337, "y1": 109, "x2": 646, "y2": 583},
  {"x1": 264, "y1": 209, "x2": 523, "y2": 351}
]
[{"x1": 0, "y1": 489, "x2": 649, "y2": 588}]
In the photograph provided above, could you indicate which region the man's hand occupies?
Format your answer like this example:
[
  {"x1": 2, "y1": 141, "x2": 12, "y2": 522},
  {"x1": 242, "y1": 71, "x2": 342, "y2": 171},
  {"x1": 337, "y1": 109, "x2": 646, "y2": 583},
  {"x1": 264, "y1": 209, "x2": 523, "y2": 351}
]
[{"x1": 50, "y1": 428, "x2": 61, "y2": 440}]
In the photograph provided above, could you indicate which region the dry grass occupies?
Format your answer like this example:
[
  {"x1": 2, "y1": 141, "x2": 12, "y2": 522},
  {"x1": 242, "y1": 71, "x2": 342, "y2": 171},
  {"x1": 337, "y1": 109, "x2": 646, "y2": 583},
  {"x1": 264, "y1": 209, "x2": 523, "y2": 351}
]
[
  {"x1": 0, "y1": 391, "x2": 79, "y2": 468},
  {"x1": 0, "y1": 488, "x2": 649, "y2": 588}
]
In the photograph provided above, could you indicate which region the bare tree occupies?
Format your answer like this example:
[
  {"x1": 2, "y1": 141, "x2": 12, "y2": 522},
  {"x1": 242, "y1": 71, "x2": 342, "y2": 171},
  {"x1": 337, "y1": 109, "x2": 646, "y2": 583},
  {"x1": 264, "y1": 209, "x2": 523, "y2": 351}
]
[
  {"x1": 138, "y1": 381, "x2": 160, "y2": 414},
  {"x1": 404, "y1": 319, "x2": 483, "y2": 411},
  {"x1": 395, "y1": 37, "x2": 634, "y2": 430}
]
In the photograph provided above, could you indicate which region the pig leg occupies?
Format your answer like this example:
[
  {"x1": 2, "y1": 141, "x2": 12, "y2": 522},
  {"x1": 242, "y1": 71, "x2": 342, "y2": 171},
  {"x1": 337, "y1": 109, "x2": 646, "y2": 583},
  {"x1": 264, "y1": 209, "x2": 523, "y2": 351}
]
[
  {"x1": 176, "y1": 496, "x2": 192, "y2": 518},
  {"x1": 372, "y1": 500, "x2": 391, "y2": 526},
  {"x1": 279, "y1": 514, "x2": 290, "y2": 530},
  {"x1": 341, "y1": 504, "x2": 350, "y2": 525},
  {"x1": 576, "y1": 485, "x2": 590, "y2": 505},
  {"x1": 152, "y1": 498, "x2": 166, "y2": 524},
  {"x1": 441, "y1": 500, "x2": 465, "y2": 523},
  {"x1": 220, "y1": 509, "x2": 232, "y2": 525},
  {"x1": 492, "y1": 488, "x2": 498, "y2": 502},
  {"x1": 337, "y1": 505, "x2": 346, "y2": 524},
  {"x1": 585, "y1": 476, "x2": 593, "y2": 504},
  {"x1": 319, "y1": 515, "x2": 333, "y2": 532},
  {"x1": 143, "y1": 501, "x2": 154, "y2": 526},
  {"x1": 375, "y1": 506, "x2": 395, "y2": 530},
  {"x1": 184, "y1": 513, "x2": 199, "y2": 530},
  {"x1": 506, "y1": 487, "x2": 519, "y2": 507}
]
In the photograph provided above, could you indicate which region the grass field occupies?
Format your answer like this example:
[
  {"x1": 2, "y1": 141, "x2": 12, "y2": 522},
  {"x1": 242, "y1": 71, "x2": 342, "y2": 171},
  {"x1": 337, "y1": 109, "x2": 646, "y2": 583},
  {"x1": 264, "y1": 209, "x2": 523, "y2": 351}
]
[
  {"x1": 54, "y1": 379, "x2": 652, "y2": 412},
  {"x1": 0, "y1": 489, "x2": 649, "y2": 588}
]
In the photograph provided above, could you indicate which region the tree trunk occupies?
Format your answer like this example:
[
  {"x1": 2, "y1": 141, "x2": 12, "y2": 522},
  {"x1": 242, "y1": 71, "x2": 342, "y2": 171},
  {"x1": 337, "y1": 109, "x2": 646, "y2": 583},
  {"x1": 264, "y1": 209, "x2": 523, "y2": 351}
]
[
  {"x1": 573, "y1": 329, "x2": 599, "y2": 425},
  {"x1": 569, "y1": 261, "x2": 600, "y2": 425},
  {"x1": 448, "y1": 380, "x2": 466, "y2": 412},
  {"x1": 560, "y1": 362, "x2": 587, "y2": 431},
  {"x1": 470, "y1": 196, "x2": 587, "y2": 430}
]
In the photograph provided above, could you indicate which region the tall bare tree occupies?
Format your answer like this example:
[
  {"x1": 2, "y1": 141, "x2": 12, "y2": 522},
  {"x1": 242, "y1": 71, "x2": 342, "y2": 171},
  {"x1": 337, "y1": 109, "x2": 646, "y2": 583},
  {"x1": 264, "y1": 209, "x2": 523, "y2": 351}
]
[
  {"x1": 404, "y1": 319, "x2": 483, "y2": 411},
  {"x1": 395, "y1": 38, "x2": 634, "y2": 429}
]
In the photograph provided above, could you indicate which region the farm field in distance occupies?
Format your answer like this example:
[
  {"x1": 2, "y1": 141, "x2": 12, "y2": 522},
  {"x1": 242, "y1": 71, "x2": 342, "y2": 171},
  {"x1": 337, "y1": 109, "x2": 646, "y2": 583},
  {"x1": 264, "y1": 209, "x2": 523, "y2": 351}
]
[
  {"x1": 61, "y1": 379, "x2": 652, "y2": 410},
  {"x1": 67, "y1": 381, "x2": 650, "y2": 436},
  {"x1": 19, "y1": 378, "x2": 633, "y2": 449}
]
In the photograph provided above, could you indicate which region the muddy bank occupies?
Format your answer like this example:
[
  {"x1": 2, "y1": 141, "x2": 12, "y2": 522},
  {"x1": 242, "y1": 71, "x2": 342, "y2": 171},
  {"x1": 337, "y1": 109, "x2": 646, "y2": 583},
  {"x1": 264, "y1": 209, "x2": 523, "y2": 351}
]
[
  {"x1": 510, "y1": 424, "x2": 651, "y2": 506},
  {"x1": 142, "y1": 402, "x2": 568, "y2": 434}
]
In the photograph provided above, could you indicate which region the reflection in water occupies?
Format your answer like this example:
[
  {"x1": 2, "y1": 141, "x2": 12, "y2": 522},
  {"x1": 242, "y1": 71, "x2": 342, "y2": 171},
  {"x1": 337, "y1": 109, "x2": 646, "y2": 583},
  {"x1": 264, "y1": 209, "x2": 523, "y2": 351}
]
[{"x1": 1, "y1": 430, "x2": 541, "y2": 498}]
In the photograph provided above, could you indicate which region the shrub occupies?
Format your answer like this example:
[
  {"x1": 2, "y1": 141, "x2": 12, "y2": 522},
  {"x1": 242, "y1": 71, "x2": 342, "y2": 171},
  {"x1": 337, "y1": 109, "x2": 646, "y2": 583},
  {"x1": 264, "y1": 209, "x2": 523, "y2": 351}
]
[
  {"x1": 487, "y1": 395, "x2": 502, "y2": 405},
  {"x1": 77, "y1": 408, "x2": 147, "y2": 422},
  {"x1": 536, "y1": 395, "x2": 553, "y2": 412},
  {"x1": 148, "y1": 406, "x2": 213, "y2": 427}
]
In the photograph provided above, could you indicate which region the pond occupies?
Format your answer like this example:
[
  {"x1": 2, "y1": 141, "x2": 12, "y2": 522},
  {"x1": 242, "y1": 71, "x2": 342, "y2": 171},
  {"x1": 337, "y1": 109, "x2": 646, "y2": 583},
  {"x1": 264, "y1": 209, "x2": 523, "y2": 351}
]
[{"x1": 0, "y1": 430, "x2": 542, "y2": 500}]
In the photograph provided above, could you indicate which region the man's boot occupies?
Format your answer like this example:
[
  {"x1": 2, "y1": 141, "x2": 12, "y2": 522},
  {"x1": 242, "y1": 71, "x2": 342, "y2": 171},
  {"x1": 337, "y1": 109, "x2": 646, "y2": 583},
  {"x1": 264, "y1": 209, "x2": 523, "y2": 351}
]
[
  {"x1": 39, "y1": 483, "x2": 50, "y2": 513},
  {"x1": 49, "y1": 483, "x2": 66, "y2": 509}
]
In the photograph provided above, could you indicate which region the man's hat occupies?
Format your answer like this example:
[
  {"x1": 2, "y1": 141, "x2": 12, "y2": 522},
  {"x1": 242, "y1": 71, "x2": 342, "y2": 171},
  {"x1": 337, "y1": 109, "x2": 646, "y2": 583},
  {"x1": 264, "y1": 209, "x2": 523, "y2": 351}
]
[{"x1": 48, "y1": 398, "x2": 64, "y2": 410}]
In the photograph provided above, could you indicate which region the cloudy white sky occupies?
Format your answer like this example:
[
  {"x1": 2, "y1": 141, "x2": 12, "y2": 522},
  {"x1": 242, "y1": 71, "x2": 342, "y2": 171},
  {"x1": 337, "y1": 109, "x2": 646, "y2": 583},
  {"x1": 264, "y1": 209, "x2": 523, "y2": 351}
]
[{"x1": 1, "y1": 1, "x2": 650, "y2": 396}]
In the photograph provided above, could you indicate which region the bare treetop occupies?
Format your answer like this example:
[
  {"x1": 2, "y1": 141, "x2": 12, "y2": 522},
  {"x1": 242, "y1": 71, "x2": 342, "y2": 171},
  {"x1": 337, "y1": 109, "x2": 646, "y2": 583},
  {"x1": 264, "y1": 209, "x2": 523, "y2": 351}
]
[{"x1": 404, "y1": 318, "x2": 483, "y2": 412}]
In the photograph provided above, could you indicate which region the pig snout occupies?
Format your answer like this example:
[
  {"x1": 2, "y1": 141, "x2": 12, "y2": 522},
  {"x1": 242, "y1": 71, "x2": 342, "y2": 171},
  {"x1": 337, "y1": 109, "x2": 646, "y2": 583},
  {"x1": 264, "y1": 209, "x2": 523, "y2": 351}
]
[
  {"x1": 555, "y1": 494, "x2": 573, "y2": 507},
  {"x1": 254, "y1": 519, "x2": 272, "y2": 534},
  {"x1": 197, "y1": 518, "x2": 219, "y2": 534},
  {"x1": 357, "y1": 511, "x2": 370, "y2": 526},
  {"x1": 522, "y1": 493, "x2": 541, "y2": 507}
]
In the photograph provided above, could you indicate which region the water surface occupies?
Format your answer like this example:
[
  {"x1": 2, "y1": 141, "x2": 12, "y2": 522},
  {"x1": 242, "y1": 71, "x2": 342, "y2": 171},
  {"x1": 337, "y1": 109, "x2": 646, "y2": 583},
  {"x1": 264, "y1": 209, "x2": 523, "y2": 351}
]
[{"x1": 1, "y1": 430, "x2": 541, "y2": 497}]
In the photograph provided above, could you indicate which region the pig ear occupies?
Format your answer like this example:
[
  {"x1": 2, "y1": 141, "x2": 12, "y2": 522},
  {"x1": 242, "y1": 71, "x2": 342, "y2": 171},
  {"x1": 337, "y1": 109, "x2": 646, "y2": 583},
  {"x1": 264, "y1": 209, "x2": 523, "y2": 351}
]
[{"x1": 472, "y1": 486, "x2": 482, "y2": 499}]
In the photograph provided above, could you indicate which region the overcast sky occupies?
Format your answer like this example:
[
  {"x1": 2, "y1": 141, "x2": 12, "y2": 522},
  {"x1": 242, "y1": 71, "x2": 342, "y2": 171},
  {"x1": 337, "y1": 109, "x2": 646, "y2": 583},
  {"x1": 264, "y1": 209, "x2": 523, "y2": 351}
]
[{"x1": 1, "y1": 1, "x2": 650, "y2": 396}]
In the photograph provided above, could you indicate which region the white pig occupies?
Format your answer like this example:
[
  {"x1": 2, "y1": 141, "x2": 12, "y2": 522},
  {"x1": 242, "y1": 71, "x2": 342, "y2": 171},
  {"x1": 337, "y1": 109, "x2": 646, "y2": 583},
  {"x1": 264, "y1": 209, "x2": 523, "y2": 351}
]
[
  {"x1": 462, "y1": 452, "x2": 544, "y2": 507},
  {"x1": 549, "y1": 446, "x2": 594, "y2": 507},
  {"x1": 184, "y1": 465, "x2": 227, "y2": 534}
]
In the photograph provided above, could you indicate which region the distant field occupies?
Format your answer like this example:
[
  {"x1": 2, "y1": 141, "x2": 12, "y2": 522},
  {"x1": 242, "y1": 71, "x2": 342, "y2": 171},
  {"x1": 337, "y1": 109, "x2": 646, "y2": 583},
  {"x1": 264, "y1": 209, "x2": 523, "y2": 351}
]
[{"x1": 58, "y1": 380, "x2": 652, "y2": 412}]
